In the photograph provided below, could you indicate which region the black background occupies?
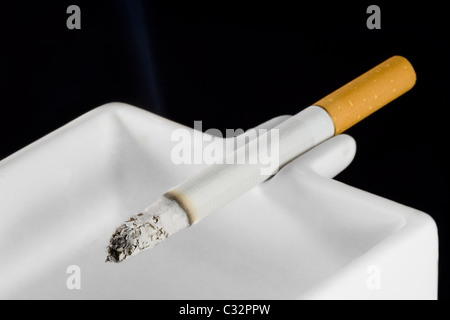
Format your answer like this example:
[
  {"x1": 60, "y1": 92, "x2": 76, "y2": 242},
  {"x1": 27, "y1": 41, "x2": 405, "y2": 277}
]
[{"x1": 1, "y1": 1, "x2": 448, "y2": 299}]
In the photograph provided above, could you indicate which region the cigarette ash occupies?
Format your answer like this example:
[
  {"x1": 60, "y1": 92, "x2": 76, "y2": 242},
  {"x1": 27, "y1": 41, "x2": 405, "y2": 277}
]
[
  {"x1": 106, "y1": 215, "x2": 167, "y2": 262},
  {"x1": 106, "y1": 197, "x2": 190, "y2": 263}
]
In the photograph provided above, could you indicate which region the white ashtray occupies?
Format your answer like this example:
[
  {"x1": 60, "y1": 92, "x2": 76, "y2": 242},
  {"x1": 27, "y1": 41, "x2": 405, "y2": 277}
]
[{"x1": 0, "y1": 103, "x2": 438, "y2": 299}]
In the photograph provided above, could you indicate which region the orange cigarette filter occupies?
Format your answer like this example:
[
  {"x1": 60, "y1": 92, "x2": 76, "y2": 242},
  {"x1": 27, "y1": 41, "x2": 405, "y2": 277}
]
[{"x1": 314, "y1": 55, "x2": 417, "y2": 135}]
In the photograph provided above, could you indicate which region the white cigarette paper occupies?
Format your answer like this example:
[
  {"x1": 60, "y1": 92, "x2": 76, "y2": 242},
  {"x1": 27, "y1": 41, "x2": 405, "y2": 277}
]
[{"x1": 106, "y1": 106, "x2": 334, "y2": 262}]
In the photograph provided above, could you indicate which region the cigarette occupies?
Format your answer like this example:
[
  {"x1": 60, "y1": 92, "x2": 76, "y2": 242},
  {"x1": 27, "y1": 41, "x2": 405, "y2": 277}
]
[{"x1": 106, "y1": 56, "x2": 416, "y2": 262}]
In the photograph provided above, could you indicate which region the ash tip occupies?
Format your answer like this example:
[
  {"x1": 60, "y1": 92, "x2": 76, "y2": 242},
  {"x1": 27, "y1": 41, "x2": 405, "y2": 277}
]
[
  {"x1": 105, "y1": 223, "x2": 140, "y2": 263},
  {"x1": 105, "y1": 196, "x2": 191, "y2": 263}
]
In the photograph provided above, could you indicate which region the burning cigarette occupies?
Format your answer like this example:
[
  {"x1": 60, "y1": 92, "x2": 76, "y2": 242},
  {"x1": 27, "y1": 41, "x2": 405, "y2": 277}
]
[{"x1": 106, "y1": 56, "x2": 416, "y2": 262}]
